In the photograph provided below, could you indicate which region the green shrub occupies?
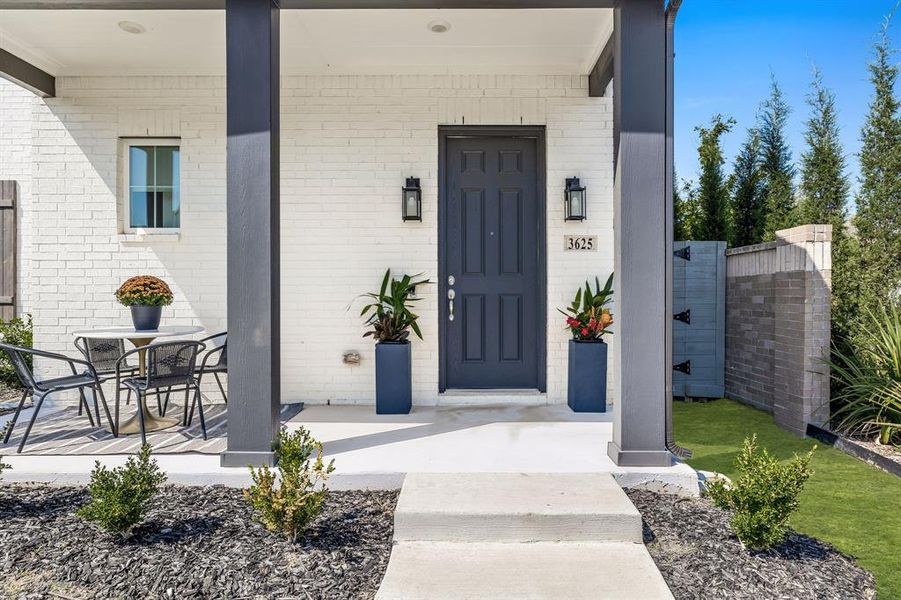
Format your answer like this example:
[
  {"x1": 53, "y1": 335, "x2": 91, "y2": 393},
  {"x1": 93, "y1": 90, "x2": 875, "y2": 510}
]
[
  {"x1": 706, "y1": 435, "x2": 814, "y2": 550},
  {"x1": 77, "y1": 445, "x2": 166, "y2": 536},
  {"x1": 830, "y1": 304, "x2": 901, "y2": 445},
  {"x1": 0, "y1": 314, "x2": 33, "y2": 386},
  {"x1": 244, "y1": 426, "x2": 335, "y2": 542}
]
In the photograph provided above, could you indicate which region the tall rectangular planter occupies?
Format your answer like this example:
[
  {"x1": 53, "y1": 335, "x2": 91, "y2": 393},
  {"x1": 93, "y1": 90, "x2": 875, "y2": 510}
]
[
  {"x1": 375, "y1": 341, "x2": 412, "y2": 415},
  {"x1": 567, "y1": 339, "x2": 608, "y2": 413}
]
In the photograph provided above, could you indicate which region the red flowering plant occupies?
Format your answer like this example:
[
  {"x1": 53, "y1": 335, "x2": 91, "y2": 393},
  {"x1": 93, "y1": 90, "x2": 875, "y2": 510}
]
[{"x1": 559, "y1": 274, "x2": 614, "y2": 341}]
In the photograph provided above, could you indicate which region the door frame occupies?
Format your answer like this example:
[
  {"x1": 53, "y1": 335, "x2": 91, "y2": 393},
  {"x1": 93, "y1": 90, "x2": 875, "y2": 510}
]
[{"x1": 437, "y1": 125, "x2": 547, "y2": 393}]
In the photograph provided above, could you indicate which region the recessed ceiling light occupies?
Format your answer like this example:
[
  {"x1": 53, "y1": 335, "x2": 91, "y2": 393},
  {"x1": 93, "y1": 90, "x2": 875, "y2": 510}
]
[
  {"x1": 428, "y1": 20, "x2": 451, "y2": 34},
  {"x1": 118, "y1": 21, "x2": 146, "y2": 35}
]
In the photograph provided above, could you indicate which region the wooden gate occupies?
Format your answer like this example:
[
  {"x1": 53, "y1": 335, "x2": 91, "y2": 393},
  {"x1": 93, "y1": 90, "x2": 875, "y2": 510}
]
[
  {"x1": 0, "y1": 182, "x2": 17, "y2": 321},
  {"x1": 673, "y1": 241, "x2": 725, "y2": 398}
]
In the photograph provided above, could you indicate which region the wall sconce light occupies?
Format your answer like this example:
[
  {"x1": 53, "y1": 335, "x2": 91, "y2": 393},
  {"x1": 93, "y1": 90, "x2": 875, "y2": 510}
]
[
  {"x1": 402, "y1": 177, "x2": 422, "y2": 222},
  {"x1": 564, "y1": 177, "x2": 587, "y2": 221}
]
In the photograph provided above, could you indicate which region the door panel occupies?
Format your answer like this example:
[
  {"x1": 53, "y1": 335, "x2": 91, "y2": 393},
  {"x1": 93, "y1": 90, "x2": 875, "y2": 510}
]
[{"x1": 443, "y1": 134, "x2": 541, "y2": 389}]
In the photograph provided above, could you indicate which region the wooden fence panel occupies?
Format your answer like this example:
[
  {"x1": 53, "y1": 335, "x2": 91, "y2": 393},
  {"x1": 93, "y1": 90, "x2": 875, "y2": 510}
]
[
  {"x1": 673, "y1": 240, "x2": 725, "y2": 398},
  {"x1": 0, "y1": 181, "x2": 17, "y2": 321}
]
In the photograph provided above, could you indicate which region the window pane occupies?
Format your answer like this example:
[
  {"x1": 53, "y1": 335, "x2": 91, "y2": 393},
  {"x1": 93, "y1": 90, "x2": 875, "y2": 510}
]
[
  {"x1": 130, "y1": 191, "x2": 153, "y2": 228},
  {"x1": 155, "y1": 146, "x2": 179, "y2": 188},
  {"x1": 129, "y1": 146, "x2": 153, "y2": 190},
  {"x1": 159, "y1": 190, "x2": 180, "y2": 228}
]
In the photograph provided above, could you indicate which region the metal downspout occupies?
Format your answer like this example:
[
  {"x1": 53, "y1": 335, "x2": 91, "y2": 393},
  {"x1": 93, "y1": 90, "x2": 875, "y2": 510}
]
[{"x1": 664, "y1": 0, "x2": 692, "y2": 459}]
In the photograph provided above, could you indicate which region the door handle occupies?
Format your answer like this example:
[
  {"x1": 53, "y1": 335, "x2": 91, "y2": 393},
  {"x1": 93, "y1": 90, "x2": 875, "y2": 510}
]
[{"x1": 448, "y1": 288, "x2": 456, "y2": 321}]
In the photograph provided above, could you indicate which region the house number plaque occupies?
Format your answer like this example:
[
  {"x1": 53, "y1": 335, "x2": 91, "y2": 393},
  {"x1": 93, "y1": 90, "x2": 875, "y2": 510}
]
[{"x1": 564, "y1": 235, "x2": 598, "y2": 251}]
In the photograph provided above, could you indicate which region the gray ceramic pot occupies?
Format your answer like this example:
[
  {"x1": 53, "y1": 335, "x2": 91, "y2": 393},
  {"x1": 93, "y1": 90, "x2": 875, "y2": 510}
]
[{"x1": 130, "y1": 305, "x2": 162, "y2": 331}]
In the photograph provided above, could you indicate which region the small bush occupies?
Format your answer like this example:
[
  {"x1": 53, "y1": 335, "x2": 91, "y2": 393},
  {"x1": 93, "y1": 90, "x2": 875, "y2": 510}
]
[
  {"x1": 0, "y1": 314, "x2": 33, "y2": 386},
  {"x1": 706, "y1": 435, "x2": 815, "y2": 550},
  {"x1": 244, "y1": 426, "x2": 335, "y2": 542},
  {"x1": 77, "y1": 445, "x2": 166, "y2": 536}
]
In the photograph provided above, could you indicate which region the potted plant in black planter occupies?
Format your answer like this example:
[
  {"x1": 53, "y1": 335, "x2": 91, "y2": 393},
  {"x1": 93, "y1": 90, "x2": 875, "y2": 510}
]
[
  {"x1": 559, "y1": 274, "x2": 614, "y2": 412},
  {"x1": 359, "y1": 270, "x2": 430, "y2": 415},
  {"x1": 115, "y1": 275, "x2": 174, "y2": 331}
]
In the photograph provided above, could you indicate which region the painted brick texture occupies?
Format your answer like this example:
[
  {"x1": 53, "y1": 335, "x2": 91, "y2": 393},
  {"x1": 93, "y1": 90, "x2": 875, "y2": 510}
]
[
  {"x1": 725, "y1": 225, "x2": 832, "y2": 434},
  {"x1": 2, "y1": 74, "x2": 614, "y2": 406},
  {"x1": 0, "y1": 79, "x2": 36, "y2": 317}
]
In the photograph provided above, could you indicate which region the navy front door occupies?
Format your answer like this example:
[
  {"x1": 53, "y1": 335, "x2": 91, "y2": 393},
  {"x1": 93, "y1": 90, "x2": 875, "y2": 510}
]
[{"x1": 440, "y1": 130, "x2": 544, "y2": 390}]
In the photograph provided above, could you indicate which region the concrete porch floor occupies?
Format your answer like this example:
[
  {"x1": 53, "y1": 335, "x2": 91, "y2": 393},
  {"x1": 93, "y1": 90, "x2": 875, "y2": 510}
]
[{"x1": 1, "y1": 403, "x2": 699, "y2": 494}]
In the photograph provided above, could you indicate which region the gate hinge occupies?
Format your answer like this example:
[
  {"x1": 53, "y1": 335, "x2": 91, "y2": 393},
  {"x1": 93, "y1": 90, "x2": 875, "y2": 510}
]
[
  {"x1": 673, "y1": 360, "x2": 691, "y2": 375},
  {"x1": 674, "y1": 246, "x2": 691, "y2": 261},
  {"x1": 673, "y1": 309, "x2": 691, "y2": 324}
]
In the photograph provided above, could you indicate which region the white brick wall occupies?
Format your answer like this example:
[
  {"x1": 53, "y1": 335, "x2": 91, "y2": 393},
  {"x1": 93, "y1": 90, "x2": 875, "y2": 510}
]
[
  {"x1": 0, "y1": 79, "x2": 36, "y2": 317},
  {"x1": 4, "y1": 74, "x2": 614, "y2": 406}
]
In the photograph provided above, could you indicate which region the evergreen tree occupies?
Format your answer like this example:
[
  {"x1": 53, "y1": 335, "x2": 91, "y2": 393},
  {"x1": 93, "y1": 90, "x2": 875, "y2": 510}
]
[
  {"x1": 798, "y1": 67, "x2": 855, "y2": 344},
  {"x1": 730, "y1": 128, "x2": 766, "y2": 247},
  {"x1": 694, "y1": 115, "x2": 735, "y2": 241},
  {"x1": 854, "y1": 20, "x2": 901, "y2": 324},
  {"x1": 674, "y1": 177, "x2": 701, "y2": 241},
  {"x1": 759, "y1": 76, "x2": 798, "y2": 239},
  {"x1": 798, "y1": 67, "x2": 850, "y2": 229}
]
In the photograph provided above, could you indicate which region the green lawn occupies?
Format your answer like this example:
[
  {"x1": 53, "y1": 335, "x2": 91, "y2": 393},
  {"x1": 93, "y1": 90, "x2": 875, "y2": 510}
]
[{"x1": 674, "y1": 399, "x2": 901, "y2": 600}]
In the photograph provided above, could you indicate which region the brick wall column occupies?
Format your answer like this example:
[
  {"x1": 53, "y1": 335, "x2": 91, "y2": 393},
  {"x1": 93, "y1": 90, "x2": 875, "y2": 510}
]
[{"x1": 725, "y1": 224, "x2": 832, "y2": 435}]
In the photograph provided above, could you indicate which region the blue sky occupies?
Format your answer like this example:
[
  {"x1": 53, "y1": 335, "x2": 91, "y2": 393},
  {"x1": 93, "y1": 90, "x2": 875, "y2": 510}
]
[{"x1": 674, "y1": 0, "x2": 898, "y2": 197}]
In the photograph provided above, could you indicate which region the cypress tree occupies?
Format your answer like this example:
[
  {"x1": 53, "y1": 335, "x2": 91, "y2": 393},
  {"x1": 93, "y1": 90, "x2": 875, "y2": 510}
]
[
  {"x1": 674, "y1": 177, "x2": 701, "y2": 241},
  {"x1": 730, "y1": 128, "x2": 765, "y2": 247},
  {"x1": 759, "y1": 76, "x2": 798, "y2": 239},
  {"x1": 694, "y1": 114, "x2": 735, "y2": 241},
  {"x1": 798, "y1": 67, "x2": 850, "y2": 229},
  {"x1": 798, "y1": 67, "x2": 855, "y2": 343},
  {"x1": 854, "y1": 19, "x2": 901, "y2": 325}
]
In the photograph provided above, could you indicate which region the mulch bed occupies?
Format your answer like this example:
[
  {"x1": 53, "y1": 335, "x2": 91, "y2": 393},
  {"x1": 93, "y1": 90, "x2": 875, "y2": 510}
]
[
  {"x1": 850, "y1": 436, "x2": 901, "y2": 469},
  {"x1": 626, "y1": 489, "x2": 876, "y2": 600},
  {"x1": 0, "y1": 484, "x2": 398, "y2": 599}
]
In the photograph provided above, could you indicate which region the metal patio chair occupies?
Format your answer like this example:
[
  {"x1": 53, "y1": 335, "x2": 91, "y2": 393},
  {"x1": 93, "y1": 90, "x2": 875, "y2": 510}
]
[
  {"x1": 0, "y1": 342, "x2": 116, "y2": 453},
  {"x1": 74, "y1": 336, "x2": 139, "y2": 411},
  {"x1": 114, "y1": 340, "x2": 206, "y2": 445},
  {"x1": 195, "y1": 331, "x2": 227, "y2": 404}
]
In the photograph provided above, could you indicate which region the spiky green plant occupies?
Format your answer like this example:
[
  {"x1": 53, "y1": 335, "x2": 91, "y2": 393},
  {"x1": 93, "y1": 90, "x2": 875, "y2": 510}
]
[
  {"x1": 558, "y1": 274, "x2": 614, "y2": 341},
  {"x1": 359, "y1": 269, "x2": 431, "y2": 343},
  {"x1": 830, "y1": 304, "x2": 901, "y2": 445}
]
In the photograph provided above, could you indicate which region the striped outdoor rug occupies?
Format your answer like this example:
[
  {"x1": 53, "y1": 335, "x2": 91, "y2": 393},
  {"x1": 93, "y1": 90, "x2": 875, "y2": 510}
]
[{"x1": 1, "y1": 403, "x2": 304, "y2": 455}]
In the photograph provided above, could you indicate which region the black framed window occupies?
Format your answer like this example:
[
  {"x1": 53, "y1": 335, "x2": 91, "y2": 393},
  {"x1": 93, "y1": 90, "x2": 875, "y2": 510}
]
[{"x1": 128, "y1": 144, "x2": 180, "y2": 229}]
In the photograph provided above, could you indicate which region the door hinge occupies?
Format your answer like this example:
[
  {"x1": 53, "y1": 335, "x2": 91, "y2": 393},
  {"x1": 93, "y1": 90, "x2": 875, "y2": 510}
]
[
  {"x1": 673, "y1": 360, "x2": 691, "y2": 375},
  {"x1": 674, "y1": 246, "x2": 691, "y2": 261},
  {"x1": 673, "y1": 309, "x2": 691, "y2": 324}
]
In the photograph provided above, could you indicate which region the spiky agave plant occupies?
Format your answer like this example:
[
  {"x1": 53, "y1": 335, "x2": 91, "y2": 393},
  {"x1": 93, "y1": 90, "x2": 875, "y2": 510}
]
[
  {"x1": 830, "y1": 304, "x2": 901, "y2": 445},
  {"x1": 359, "y1": 269, "x2": 431, "y2": 343}
]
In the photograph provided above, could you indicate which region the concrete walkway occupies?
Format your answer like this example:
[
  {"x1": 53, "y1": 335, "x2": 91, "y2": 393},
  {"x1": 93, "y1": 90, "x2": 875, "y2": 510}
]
[{"x1": 377, "y1": 472, "x2": 674, "y2": 599}]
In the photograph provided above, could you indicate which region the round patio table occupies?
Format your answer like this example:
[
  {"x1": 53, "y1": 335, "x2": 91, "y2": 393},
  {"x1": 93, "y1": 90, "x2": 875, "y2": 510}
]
[{"x1": 71, "y1": 325, "x2": 205, "y2": 435}]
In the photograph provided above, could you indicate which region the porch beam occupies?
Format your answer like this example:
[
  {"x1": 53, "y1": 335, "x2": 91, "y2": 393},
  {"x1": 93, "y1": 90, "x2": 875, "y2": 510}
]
[
  {"x1": 0, "y1": 48, "x2": 55, "y2": 98},
  {"x1": 221, "y1": 0, "x2": 281, "y2": 468},
  {"x1": 607, "y1": 0, "x2": 671, "y2": 467},
  {"x1": 587, "y1": 35, "x2": 613, "y2": 97},
  {"x1": 0, "y1": 0, "x2": 616, "y2": 8}
]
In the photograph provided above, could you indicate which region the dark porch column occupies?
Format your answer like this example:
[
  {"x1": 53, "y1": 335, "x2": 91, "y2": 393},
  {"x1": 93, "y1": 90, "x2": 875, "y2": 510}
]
[
  {"x1": 607, "y1": 0, "x2": 672, "y2": 467},
  {"x1": 221, "y1": 0, "x2": 281, "y2": 467}
]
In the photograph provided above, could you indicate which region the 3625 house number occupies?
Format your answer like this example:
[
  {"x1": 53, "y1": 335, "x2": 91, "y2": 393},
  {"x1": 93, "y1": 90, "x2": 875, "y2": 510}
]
[{"x1": 564, "y1": 235, "x2": 598, "y2": 251}]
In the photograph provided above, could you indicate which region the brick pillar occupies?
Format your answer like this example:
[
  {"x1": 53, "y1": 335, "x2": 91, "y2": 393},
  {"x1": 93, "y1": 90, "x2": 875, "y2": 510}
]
[{"x1": 772, "y1": 225, "x2": 832, "y2": 434}]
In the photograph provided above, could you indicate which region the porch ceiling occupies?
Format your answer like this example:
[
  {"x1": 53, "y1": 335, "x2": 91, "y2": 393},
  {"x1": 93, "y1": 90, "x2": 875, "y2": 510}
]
[{"x1": 0, "y1": 8, "x2": 612, "y2": 76}]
